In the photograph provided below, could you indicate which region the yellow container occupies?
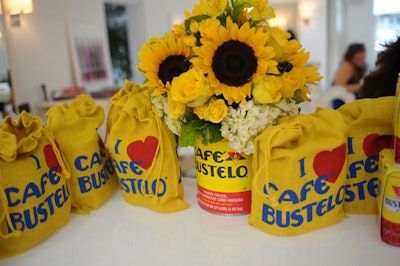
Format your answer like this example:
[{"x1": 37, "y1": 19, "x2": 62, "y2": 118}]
[
  {"x1": 378, "y1": 149, "x2": 400, "y2": 246},
  {"x1": 194, "y1": 139, "x2": 253, "y2": 215}
]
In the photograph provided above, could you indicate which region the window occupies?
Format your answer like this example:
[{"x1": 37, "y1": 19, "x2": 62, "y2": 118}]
[
  {"x1": 105, "y1": 3, "x2": 132, "y2": 86},
  {"x1": 373, "y1": 0, "x2": 400, "y2": 52}
]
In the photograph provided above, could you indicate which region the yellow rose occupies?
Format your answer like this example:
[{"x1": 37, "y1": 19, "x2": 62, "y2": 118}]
[
  {"x1": 168, "y1": 95, "x2": 186, "y2": 118},
  {"x1": 188, "y1": 95, "x2": 210, "y2": 107},
  {"x1": 252, "y1": 75, "x2": 283, "y2": 104},
  {"x1": 206, "y1": 99, "x2": 228, "y2": 123},
  {"x1": 193, "y1": 103, "x2": 208, "y2": 120},
  {"x1": 170, "y1": 67, "x2": 211, "y2": 105},
  {"x1": 281, "y1": 68, "x2": 305, "y2": 98}
]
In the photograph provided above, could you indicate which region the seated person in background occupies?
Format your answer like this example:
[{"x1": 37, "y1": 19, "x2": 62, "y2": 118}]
[
  {"x1": 332, "y1": 43, "x2": 367, "y2": 108},
  {"x1": 358, "y1": 36, "x2": 400, "y2": 99}
]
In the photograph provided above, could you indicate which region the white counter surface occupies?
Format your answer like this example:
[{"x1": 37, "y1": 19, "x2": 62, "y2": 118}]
[{"x1": 2, "y1": 178, "x2": 399, "y2": 266}]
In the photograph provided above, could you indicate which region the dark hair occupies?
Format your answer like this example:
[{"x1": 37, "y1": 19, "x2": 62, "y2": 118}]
[
  {"x1": 358, "y1": 36, "x2": 400, "y2": 98},
  {"x1": 343, "y1": 43, "x2": 366, "y2": 83},
  {"x1": 344, "y1": 43, "x2": 366, "y2": 62}
]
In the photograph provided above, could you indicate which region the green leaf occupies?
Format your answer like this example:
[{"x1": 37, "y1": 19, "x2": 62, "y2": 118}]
[
  {"x1": 179, "y1": 112, "x2": 223, "y2": 147},
  {"x1": 202, "y1": 122, "x2": 224, "y2": 145},
  {"x1": 232, "y1": 2, "x2": 250, "y2": 23},
  {"x1": 179, "y1": 126, "x2": 202, "y2": 147}
]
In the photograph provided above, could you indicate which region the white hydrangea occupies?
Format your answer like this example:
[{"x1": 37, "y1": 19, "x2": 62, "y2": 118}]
[
  {"x1": 221, "y1": 98, "x2": 299, "y2": 154},
  {"x1": 151, "y1": 94, "x2": 181, "y2": 135},
  {"x1": 153, "y1": 94, "x2": 300, "y2": 154}
]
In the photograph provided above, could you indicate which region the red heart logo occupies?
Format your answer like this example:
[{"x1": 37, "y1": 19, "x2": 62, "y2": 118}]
[
  {"x1": 43, "y1": 143, "x2": 62, "y2": 173},
  {"x1": 362, "y1": 133, "x2": 393, "y2": 159},
  {"x1": 126, "y1": 136, "x2": 159, "y2": 169},
  {"x1": 313, "y1": 143, "x2": 346, "y2": 183}
]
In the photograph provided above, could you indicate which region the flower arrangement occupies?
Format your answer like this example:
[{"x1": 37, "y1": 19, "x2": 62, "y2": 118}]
[{"x1": 138, "y1": 0, "x2": 322, "y2": 154}]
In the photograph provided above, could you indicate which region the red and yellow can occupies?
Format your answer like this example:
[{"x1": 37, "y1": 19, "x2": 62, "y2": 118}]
[
  {"x1": 194, "y1": 139, "x2": 253, "y2": 215},
  {"x1": 378, "y1": 149, "x2": 400, "y2": 246}
]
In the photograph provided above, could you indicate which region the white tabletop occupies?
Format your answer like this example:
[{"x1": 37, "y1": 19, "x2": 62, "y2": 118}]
[{"x1": 2, "y1": 178, "x2": 399, "y2": 266}]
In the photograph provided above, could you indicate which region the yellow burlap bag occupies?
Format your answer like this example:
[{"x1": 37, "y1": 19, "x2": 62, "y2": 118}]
[
  {"x1": 107, "y1": 82, "x2": 189, "y2": 212},
  {"x1": 337, "y1": 96, "x2": 396, "y2": 214},
  {"x1": 249, "y1": 108, "x2": 348, "y2": 236},
  {"x1": 46, "y1": 94, "x2": 119, "y2": 214},
  {"x1": 0, "y1": 112, "x2": 71, "y2": 258},
  {"x1": 106, "y1": 79, "x2": 138, "y2": 136}
]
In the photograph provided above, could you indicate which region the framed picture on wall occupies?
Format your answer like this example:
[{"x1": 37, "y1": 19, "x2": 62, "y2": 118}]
[{"x1": 66, "y1": 21, "x2": 114, "y2": 92}]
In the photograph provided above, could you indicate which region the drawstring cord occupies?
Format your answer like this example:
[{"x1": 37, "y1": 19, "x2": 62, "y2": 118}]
[
  {"x1": 253, "y1": 128, "x2": 283, "y2": 207},
  {"x1": 42, "y1": 123, "x2": 71, "y2": 181},
  {"x1": 138, "y1": 106, "x2": 164, "y2": 205},
  {"x1": 0, "y1": 123, "x2": 70, "y2": 240}
]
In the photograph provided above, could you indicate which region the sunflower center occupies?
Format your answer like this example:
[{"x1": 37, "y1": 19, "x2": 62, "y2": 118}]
[
  {"x1": 278, "y1": 61, "x2": 294, "y2": 74},
  {"x1": 158, "y1": 55, "x2": 191, "y2": 85},
  {"x1": 212, "y1": 40, "x2": 257, "y2": 87}
]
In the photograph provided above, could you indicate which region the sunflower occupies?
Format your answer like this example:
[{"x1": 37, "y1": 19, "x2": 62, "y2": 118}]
[
  {"x1": 138, "y1": 32, "x2": 192, "y2": 95},
  {"x1": 191, "y1": 17, "x2": 278, "y2": 104},
  {"x1": 140, "y1": 0, "x2": 322, "y2": 151}
]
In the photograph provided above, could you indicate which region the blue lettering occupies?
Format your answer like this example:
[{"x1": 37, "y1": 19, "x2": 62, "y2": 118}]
[
  {"x1": 22, "y1": 183, "x2": 41, "y2": 204},
  {"x1": 114, "y1": 139, "x2": 122, "y2": 154},
  {"x1": 347, "y1": 137, "x2": 355, "y2": 154},
  {"x1": 24, "y1": 208, "x2": 39, "y2": 229},
  {"x1": 300, "y1": 180, "x2": 314, "y2": 202},
  {"x1": 367, "y1": 177, "x2": 379, "y2": 198},
  {"x1": 353, "y1": 180, "x2": 367, "y2": 200},
  {"x1": 364, "y1": 156, "x2": 378, "y2": 173},
  {"x1": 299, "y1": 157, "x2": 306, "y2": 177},
  {"x1": 302, "y1": 202, "x2": 317, "y2": 222},
  {"x1": 7, "y1": 183, "x2": 69, "y2": 233},
  {"x1": 75, "y1": 152, "x2": 107, "y2": 172},
  {"x1": 261, "y1": 184, "x2": 345, "y2": 229},
  {"x1": 263, "y1": 182, "x2": 278, "y2": 196},
  {"x1": 75, "y1": 155, "x2": 89, "y2": 171},
  {"x1": 262, "y1": 204, "x2": 275, "y2": 225},
  {"x1": 279, "y1": 190, "x2": 299, "y2": 204},
  {"x1": 130, "y1": 160, "x2": 143, "y2": 175},
  {"x1": 336, "y1": 185, "x2": 346, "y2": 205},
  {"x1": 316, "y1": 198, "x2": 327, "y2": 216},
  {"x1": 78, "y1": 176, "x2": 91, "y2": 193},
  {"x1": 9, "y1": 212, "x2": 24, "y2": 231},
  {"x1": 275, "y1": 210, "x2": 291, "y2": 228},
  {"x1": 314, "y1": 176, "x2": 329, "y2": 194},
  {"x1": 38, "y1": 202, "x2": 48, "y2": 223},
  {"x1": 119, "y1": 177, "x2": 167, "y2": 197},
  {"x1": 348, "y1": 160, "x2": 364, "y2": 178},
  {"x1": 326, "y1": 195, "x2": 335, "y2": 212},
  {"x1": 120, "y1": 161, "x2": 129, "y2": 174},
  {"x1": 5, "y1": 187, "x2": 20, "y2": 207},
  {"x1": 119, "y1": 177, "x2": 130, "y2": 193},
  {"x1": 290, "y1": 209, "x2": 303, "y2": 227},
  {"x1": 345, "y1": 184, "x2": 355, "y2": 202}
]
